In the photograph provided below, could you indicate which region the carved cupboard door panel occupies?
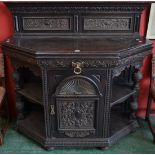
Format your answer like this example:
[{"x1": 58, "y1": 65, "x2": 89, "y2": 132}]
[{"x1": 49, "y1": 74, "x2": 105, "y2": 138}]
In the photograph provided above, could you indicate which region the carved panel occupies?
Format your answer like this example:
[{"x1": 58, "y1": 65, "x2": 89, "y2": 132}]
[
  {"x1": 23, "y1": 17, "x2": 71, "y2": 31},
  {"x1": 57, "y1": 100, "x2": 96, "y2": 130},
  {"x1": 83, "y1": 18, "x2": 131, "y2": 31}
]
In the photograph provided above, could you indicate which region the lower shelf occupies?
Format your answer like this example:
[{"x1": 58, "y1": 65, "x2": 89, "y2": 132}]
[
  {"x1": 111, "y1": 84, "x2": 136, "y2": 107},
  {"x1": 16, "y1": 109, "x2": 138, "y2": 149},
  {"x1": 17, "y1": 111, "x2": 46, "y2": 145}
]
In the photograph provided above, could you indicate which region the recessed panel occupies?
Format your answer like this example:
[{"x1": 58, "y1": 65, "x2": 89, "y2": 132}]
[{"x1": 22, "y1": 17, "x2": 72, "y2": 31}]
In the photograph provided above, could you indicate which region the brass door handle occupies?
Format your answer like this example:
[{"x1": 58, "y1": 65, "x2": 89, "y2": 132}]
[
  {"x1": 72, "y1": 62, "x2": 83, "y2": 75},
  {"x1": 50, "y1": 105, "x2": 55, "y2": 115}
]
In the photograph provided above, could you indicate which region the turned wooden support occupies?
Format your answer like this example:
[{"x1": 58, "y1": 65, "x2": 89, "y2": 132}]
[
  {"x1": 130, "y1": 68, "x2": 143, "y2": 119},
  {"x1": 13, "y1": 70, "x2": 24, "y2": 120}
]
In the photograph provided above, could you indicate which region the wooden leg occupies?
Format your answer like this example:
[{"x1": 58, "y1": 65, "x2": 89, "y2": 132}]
[{"x1": 130, "y1": 69, "x2": 142, "y2": 119}]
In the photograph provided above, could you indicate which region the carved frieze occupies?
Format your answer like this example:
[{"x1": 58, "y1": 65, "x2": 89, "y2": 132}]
[
  {"x1": 64, "y1": 130, "x2": 95, "y2": 137},
  {"x1": 37, "y1": 51, "x2": 149, "y2": 69},
  {"x1": 23, "y1": 17, "x2": 71, "y2": 31},
  {"x1": 8, "y1": 4, "x2": 146, "y2": 14},
  {"x1": 84, "y1": 18, "x2": 131, "y2": 31}
]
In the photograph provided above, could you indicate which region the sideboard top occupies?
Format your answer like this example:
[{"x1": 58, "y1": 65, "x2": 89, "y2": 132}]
[
  {"x1": 5, "y1": 2, "x2": 149, "y2": 37},
  {"x1": 3, "y1": 36, "x2": 152, "y2": 58}
]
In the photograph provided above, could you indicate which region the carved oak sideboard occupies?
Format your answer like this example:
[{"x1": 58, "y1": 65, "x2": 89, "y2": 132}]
[{"x1": 2, "y1": 2, "x2": 153, "y2": 149}]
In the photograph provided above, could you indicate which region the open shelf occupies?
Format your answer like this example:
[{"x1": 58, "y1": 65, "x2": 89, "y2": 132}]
[
  {"x1": 17, "y1": 105, "x2": 138, "y2": 147},
  {"x1": 111, "y1": 84, "x2": 136, "y2": 107},
  {"x1": 17, "y1": 82, "x2": 135, "y2": 107},
  {"x1": 18, "y1": 82, "x2": 42, "y2": 105},
  {"x1": 110, "y1": 104, "x2": 138, "y2": 137},
  {"x1": 17, "y1": 110, "x2": 46, "y2": 145}
]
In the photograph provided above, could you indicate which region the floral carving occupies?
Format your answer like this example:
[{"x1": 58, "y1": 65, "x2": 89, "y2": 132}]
[
  {"x1": 23, "y1": 17, "x2": 70, "y2": 30},
  {"x1": 84, "y1": 18, "x2": 130, "y2": 30},
  {"x1": 57, "y1": 100, "x2": 96, "y2": 130}
]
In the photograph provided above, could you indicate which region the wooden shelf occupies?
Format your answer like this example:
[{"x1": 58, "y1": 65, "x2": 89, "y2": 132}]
[
  {"x1": 111, "y1": 84, "x2": 136, "y2": 107},
  {"x1": 17, "y1": 107, "x2": 138, "y2": 144},
  {"x1": 18, "y1": 82, "x2": 42, "y2": 105},
  {"x1": 17, "y1": 110, "x2": 45, "y2": 145},
  {"x1": 18, "y1": 82, "x2": 135, "y2": 107}
]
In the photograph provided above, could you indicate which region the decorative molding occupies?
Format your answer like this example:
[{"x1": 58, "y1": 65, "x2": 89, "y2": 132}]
[
  {"x1": 37, "y1": 52, "x2": 149, "y2": 69},
  {"x1": 56, "y1": 78, "x2": 97, "y2": 95},
  {"x1": 8, "y1": 3, "x2": 146, "y2": 14},
  {"x1": 64, "y1": 130, "x2": 95, "y2": 138}
]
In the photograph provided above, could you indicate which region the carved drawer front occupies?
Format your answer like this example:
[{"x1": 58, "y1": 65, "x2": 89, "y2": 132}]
[
  {"x1": 22, "y1": 16, "x2": 73, "y2": 31},
  {"x1": 54, "y1": 76, "x2": 99, "y2": 138},
  {"x1": 81, "y1": 15, "x2": 133, "y2": 32}
]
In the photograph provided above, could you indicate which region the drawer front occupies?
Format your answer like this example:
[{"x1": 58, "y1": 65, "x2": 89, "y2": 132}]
[{"x1": 22, "y1": 16, "x2": 73, "y2": 32}]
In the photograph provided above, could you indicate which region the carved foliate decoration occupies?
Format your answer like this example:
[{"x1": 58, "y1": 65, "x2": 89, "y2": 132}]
[
  {"x1": 56, "y1": 78, "x2": 97, "y2": 95},
  {"x1": 84, "y1": 18, "x2": 131, "y2": 31},
  {"x1": 9, "y1": 4, "x2": 146, "y2": 14},
  {"x1": 37, "y1": 50, "x2": 150, "y2": 69},
  {"x1": 64, "y1": 130, "x2": 95, "y2": 138},
  {"x1": 23, "y1": 17, "x2": 71, "y2": 31},
  {"x1": 11, "y1": 59, "x2": 41, "y2": 77},
  {"x1": 57, "y1": 100, "x2": 96, "y2": 130}
]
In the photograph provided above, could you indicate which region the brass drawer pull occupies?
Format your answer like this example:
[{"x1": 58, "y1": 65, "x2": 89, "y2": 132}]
[{"x1": 72, "y1": 62, "x2": 83, "y2": 75}]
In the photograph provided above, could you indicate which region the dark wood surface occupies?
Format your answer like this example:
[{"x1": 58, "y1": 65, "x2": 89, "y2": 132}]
[
  {"x1": 5, "y1": 37, "x2": 152, "y2": 55},
  {"x1": 2, "y1": 2, "x2": 153, "y2": 150}
]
